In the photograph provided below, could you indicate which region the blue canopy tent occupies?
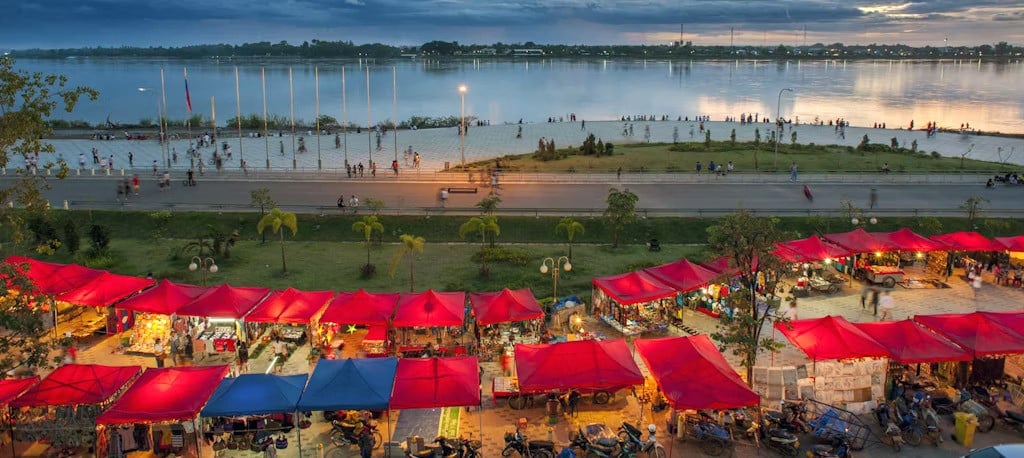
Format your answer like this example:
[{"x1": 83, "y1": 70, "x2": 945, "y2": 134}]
[
  {"x1": 297, "y1": 357, "x2": 398, "y2": 412},
  {"x1": 201, "y1": 374, "x2": 307, "y2": 417}
]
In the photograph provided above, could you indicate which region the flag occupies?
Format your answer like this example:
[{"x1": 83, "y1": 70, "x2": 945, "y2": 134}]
[{"x1": 184, "y1": 67, "x2": 193, "y2": 113}]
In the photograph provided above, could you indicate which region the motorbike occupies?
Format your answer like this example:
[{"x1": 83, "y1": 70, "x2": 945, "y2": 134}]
[
  {"x1": 746, "y1": 418, "x2": 800, "y2": 456},
  {"x1": 690, "y1": 411, "x2": 733, "y2": 457},
  {"x1": 454, "y1": 437, "x2": 483, "y2": 458},
  {"x1": 405, "y1": 436, "x2": 460, "y2": 458},
  {"x1": 765, "y1": 401, "x2": 808, "y2": 433},
  {"x1": 811, "y1": 434, "x2": 853, "y2": 458},
  {"x1": 569, "y1": 427, "x2": 629, "y2": 458},
  {"x1": 330, "y1": 417, "x2": 383, "y2": 449},
  {"x1": 874, "y1": 402, "x2": 922, "y2": 447},
  {"x1": 503, "y1": 429, "x2": 556, "y2": 458},
  {"x1": 617, "y1": 422, "x2": 667, "y2": 458}
]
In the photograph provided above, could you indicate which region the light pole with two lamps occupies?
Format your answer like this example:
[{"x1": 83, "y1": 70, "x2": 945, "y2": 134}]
[
  {"x1": 774, "y1": 87, "x2": 794, "y2": 169},
  {"x1": 188, "y1": 256, "x2": 218, "y2": 286},
  {"x1": 540, "y1": 256, "x2": 572, "y2": 304},
  {"x1": 458, "y1": 84, "x2": 468, "y2": 170}
]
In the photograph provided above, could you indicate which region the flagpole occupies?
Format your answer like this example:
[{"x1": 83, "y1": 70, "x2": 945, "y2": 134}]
[
  {"x1": 315, "y1": 66, "x2": 322, "y2": 170},
  {"x1": 160, "y1": 68, "x2": 169, "y2": 168},
  {"x1": 210, "y1": 96, "x2": 216, "y2": 173},
  {"x1": 289, "y1": 67, "x2": 296, "y2": 170},
  {"x1": 366, "y1": 65, "x2": 372, "y2": 169},
  {"x1": 342, "y1": 66, "x2": 348, "y2": 167},
  {"x1": 392, "y1": 66, "x2": 398, "y2": 163},
  {"x1": 183, "y1": 67, "x2": 194, "y2": 171},
  {"x1": 262, "y1": 67, "x2": 270, "y2": 170},
  {"x1": 235, "y1": 66, "x2": 243, "y2": 169}
]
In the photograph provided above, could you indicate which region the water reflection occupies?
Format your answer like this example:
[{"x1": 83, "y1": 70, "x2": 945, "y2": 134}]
[{"x1": 17, "y1": 58, "x2": 1024, "y2": 134}]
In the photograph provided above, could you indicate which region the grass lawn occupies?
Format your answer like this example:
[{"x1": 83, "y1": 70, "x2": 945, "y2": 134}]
[
  {"x1": 470, "y1": 140, "x2": 1017, "y2": 174},
  {"x1": 22, "y1": 239, "x2": 705, "y2": 303}
]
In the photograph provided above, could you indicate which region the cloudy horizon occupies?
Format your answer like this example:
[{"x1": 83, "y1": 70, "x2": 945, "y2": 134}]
[{"x1": 4, "y1": 0, "x2": 1023, "y2": 50}]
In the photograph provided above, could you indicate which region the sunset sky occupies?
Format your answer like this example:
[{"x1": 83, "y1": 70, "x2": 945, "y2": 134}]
[{"x1": 4, "y1": 0, "x2": 1022, "y2": 49}]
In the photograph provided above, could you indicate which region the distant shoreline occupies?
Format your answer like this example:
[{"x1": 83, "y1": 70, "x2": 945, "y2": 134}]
[{"x1": 13, "y1": 55, "x2": 1024, "y2": 64}]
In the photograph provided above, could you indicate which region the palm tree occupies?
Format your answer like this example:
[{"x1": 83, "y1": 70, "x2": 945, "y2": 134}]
[
  {"x1": 352, "y1": 215, "x2": 384, "y2": 269},
  {"x1": 459, "y1": 215, "x2": 500, "y2": 249},
  {"x1": 389, "y1": 234, "x2": 425, "y2": 292},
  {"x1": 555, "y1": 217, "x2": 585, "y2": 262},
  {"x1": 256, "y1": 208, "x2": 298, "y2": 274}
]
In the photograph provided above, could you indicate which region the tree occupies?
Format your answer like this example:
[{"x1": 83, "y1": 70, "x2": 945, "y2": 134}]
[
  {"x1": 460, "y1": 216, "x2": 500, "y2": 275},
  {"x1": 0, "y1": 261, "x2": 62, "y2": 377},
  {"x1": 250, "y1": 188, "x2": 276, "y2": 243},
  {"x1": 555, "y1": 217, "x2": 585, "y2": 262},
  {"x1": 603, "y1": 188, "x2": 639, "y2": 248},
  {"x1": 707, "y1": 210, "x2": 788, "y2": 386},
  {"x1": 961, "y1": 197, "x2": 988, "y2": 226},
  {"x1": 256, "y1": 208, "x2": 298, "y2": 274},
  {"x1": 61, "y1": 218, "x2": 80, "y2": 253},
  {"x1": 352, "y1": 215, "x2": 384, "y2": 277},
  {"x1": 389, "y1": 234, "x2": 425, "y2": 292},
  {"x1": 476, "y1": 194, "x2": 502, "y2": 215}
]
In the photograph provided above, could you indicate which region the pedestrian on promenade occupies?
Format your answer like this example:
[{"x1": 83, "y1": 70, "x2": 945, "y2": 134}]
[
  {"x1": 870, "y1": 287, "x2": 881, "y2": 316},
  {"x1": 237, "y1": 340, "x2": 249, "y2": 374},
  {"x1": 785, "y1": 299, "x2": 799, "y2": 321},
  {"x1": 392, "y1": 160, "x2": 399, "y2": 175},
  {"x1": 153, "y1": 338, "x2": 166, "y2": 368},
  {"x1": 338, "y1": 195, "x2": 346, "y2": 209},
  {"x1": 131, "y1": 175, "x2": 140, "y2": 195},
  {"x1": 617, "y1": 167, "x2": 622, "y2": 180},
  {"x1": 186, "y1": 169, "x2": 195, "y2": 186},
  {"x1": 128, "y1": 151, "x2": 134, "y2": 168},
  {"x1": 696, "y1": 161, "x2": 702, "y2": 175},
  {"x1": 790, "y1": 162, "x2": 798, "y2": 181},
  {"x1": 878, "y1": 290, "x2": 895, "y2": 321},
  {"x1": 152, "y1": 160, "x2": 159, "y2": 176},
  {"x1": 972, "y1": 273, "x2": 983, "y2": 299},
  {"x1": 860, "y1": 285, "x2": 870, "y2": 309},
  {"x1": 78, "y1": 153, "x2": 86, "y2": 170},
  {"x1": 869, "y1": 188, "x2": 878, "y2": 209}
]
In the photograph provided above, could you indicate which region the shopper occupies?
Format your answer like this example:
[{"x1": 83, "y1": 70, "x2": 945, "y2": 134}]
[
  {"x1": 878, "y1": 291, "x2": 895, "y2": 321},
  {"x1": 272, "y1": 338, "x2": 287, "y2": 373},
  {"x1": 972, "y1": 273, "x2": 983, "y2": 299},
  {"x1": 785, "y1": 300, "x2": 799, "y2": 321},
  {"x1": 870, "y1": 287, "x2": 881, "y2": 316},
  {"x1": 153, "y1": 338, "x2": 166, "y2": 368},
  {"x1": 237, "y1": 340, "x2": 249, "y2": 374}
]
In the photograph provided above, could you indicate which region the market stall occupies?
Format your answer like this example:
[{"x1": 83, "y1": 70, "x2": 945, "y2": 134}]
[
  {"x1": 10, "y1": 364, "x2": 142, "y2": 453},
  {"x1": 591, "y1": 271, "x2": 676, "y2": 335},
  {"x1": 244, "y1": 288, "x2": 335, "y2": 361},
  {"x1": 4, "y1": 258, "x2": 106, "y2": 332},
  {"x1": 511, "y1": 339, "x2": 643, "y2": 406},
  {"x1": 930, "y1": 231, "x2": 1002, "y2": 252},
  {"x1": 635, "y1": 335, "x2": 760, "y2": 410},
  {"x1": 392, "y1": 290, "x2": 466, "y2": 355},
  {"x1": 114, "y1": 280, "x2": 211, "y2": 356},
  {"x1": 390, "y1": 357, "x2": 481, "y2": 410},
  {"x1": 56, "y1": 272, "x2": 155, "y2": 339},
  {"x1": 0, "y1": 377, "x2": 39, "y2": 456},
  {"x1": 872, "y1": 228, "x2": 949, "y2": 277},
  {"x1": 996, "y1": 236, "x2": 1024, "y2": 252},
  {"x1": 822, "y1": 228, "x2": 899, "y2": 279},
  {"x1": 914, "y1": 312, "x2": 1024, "y2": 388},
  {"x1": 775, "y1": 316, "x2": 890, "y2": 361},
  {"x1": 96, "y1": 365, "x2": 230, "y2": 457},
  {"x1": 200, "y1": 373, "x2": 308, "y2": 454},
  {"x1": 297, "y1": 358, "x2": 398, "y2": 412},
  {"x1": 854, "y1": 320, "x2": 973, "y2": 364},
  {"x1": 774, "y1": 236, "x2": 851, "y2": 295},
  {"x1": 643, "y1": 259, "x2": 721, "y2": 326},
  {"x1": 319, "y1": 290, "x2": 400, "y2": 358},
  {"x1": 176, "y1": 284, "x2": 271, "y2": 353},
  {"x1": 469, "y1": 288, "x2": 544, "y2": 361}
]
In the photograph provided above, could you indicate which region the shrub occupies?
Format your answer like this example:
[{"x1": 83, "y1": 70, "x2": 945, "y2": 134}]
[
  {"x1": 470, "y1": 246, "x2": 530, "y2": 265},
  {"x1": 623, "y1": 260, "x2": 657, "y2": 272},
  {"x1": 360, "y1": 263, "x2": 377, "y2": 279},
  {"x1": 88, "y1": 224, "x2": 111, "y2": 256},
  {"x1": 62, "y1": 218, "x2": 80, "y2": 254}
]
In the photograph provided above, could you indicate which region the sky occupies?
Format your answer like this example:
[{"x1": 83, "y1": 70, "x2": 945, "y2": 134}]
[{"x1": 2, "y1": 0, "x2": 1022, "y2": 49}]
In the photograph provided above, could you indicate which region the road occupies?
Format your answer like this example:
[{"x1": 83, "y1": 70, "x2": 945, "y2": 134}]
[{"x1": 23, "y1": 175, "x2": 1024, "y2": 216}]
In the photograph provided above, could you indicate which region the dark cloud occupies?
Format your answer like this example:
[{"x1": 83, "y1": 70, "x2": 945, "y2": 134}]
[{"x1": 3, "y1": 0, "x2": 1023, "y2": 48}]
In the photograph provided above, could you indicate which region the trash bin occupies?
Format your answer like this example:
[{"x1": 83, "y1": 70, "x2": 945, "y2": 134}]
[{"x1": 954, "y1": 412, "x2": 979, "y2": 447}]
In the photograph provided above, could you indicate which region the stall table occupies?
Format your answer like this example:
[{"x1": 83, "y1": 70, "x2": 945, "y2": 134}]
[
  {"x1": 866, "y1": 265, "x2": 905, "y2": 288},
  {"x1": 492, "y1": 376, "x2": 519, "y2": 406}
]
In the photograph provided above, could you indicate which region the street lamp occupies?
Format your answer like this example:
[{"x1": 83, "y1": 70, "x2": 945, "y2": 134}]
[
  {"x1": 540, "y1": 256, "x2": 572, "y2": 303},
  {"x1": 774, "y1": 87, "x2": 794, "y2": 169},
  {"x1": 188, "y1": 256, "x2": 218, "y2": 286},
  {"x1": 138, "y1": 87, "x2": 168, "y2": 168},
  {"x1": 458, "y1": 84, "x2": 468, "y2": 170}
]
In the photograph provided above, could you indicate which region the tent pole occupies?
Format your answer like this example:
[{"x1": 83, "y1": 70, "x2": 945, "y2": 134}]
[
  {"x1": 296, "y1": 410, "x2": 303, "y2": 458},
  {"x1": 387, "y1": 409, "x2": 392, "y2": 458},
  {"x1": 193, "y1": 417, "x2": 202, "y2": 457}
]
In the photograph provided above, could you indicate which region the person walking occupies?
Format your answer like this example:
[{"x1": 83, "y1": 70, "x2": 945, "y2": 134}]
[
  {"x1": 972, "y1": 273, "x2": 983, "y2": 299},
  {"x1": 860, "y1": 284, "x2": 871, "y2": 309},
  {"x1": 789, "y1": 162, "x2": 799, "y2": 182},
  {"x1": 153, "y1": 338, "x2": 166, "y2": 368},
  {"x1": 878, "y1": 290, "x2": 895, "y2": 321},
  {"x1": 869, "y1": 188, "x2": 878, "y2": 209},
  {"x1": 131, "y1": 175, "x2": 140, "y2": 195},
  {"x1": 236, "y1": 340, "x2": 249, "y2": 374},
  {"x1": 870, "y1": 287, "x2": 881, "y2": 316}
]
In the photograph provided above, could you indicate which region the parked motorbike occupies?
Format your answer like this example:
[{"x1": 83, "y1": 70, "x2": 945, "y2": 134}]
[
  {"x1": 405, "y1": 436, "x2": 460, "y2": 458},
  {"x1": 746, "y1": 417, "x2": 800, "y2": 456},
  {"x1": 765, "y1": 401, "x2": 808, "y2": 433},
  {"x1": 569, "y1": 427, "x2": 628, "y2": 458},
  {"x1": 691, "y1": 411, "x2": 733, "y2": 457},
  {"x1": 503, "y1": 429, "x2": 556, "y2": 458},
  {"x1": 331, "y1": 417, "x2": 383, "y2": 449},
  {"x1": 874, "y1": 402, "x2": 922, "y2": 447},
  {"x1": 811, "y1": 434, "x2": 853, "y2": 458},
  {"x1": 617, "y1": 422, "x2": 666, "y2": 458},
  {"x1": 455, "y1": 437, "x2": 483, "y2": 458}
]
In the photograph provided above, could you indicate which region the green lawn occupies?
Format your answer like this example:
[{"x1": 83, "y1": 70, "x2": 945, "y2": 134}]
[
  {"x1": 23, "y1": 239, "x2": 705, "y2": 303},
  {"x1": 467, "y1": 140, "x2": 1017, "y2": 174}
]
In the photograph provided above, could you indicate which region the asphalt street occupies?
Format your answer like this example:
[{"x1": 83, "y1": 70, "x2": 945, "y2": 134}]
[{"x1": 22, "y1": 176, "x2": 1024, "y2": 216}]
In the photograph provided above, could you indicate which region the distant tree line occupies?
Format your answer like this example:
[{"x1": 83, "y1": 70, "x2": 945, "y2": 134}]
[{"x1": 11, "y1": 40, "x2": 1022, "y2": 60}]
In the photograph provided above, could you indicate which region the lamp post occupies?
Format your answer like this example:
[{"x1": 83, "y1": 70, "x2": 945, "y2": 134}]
[
  {"x1": 540, "y1": 256, "x2": 572, "y2": 303},
  {"x1": 188, "y1": 256, "x2": 218, "y2": 286},
  {"x1": 774, "y1": 87, "x2": 794, "y2": 169},
  {"x1": 459, "y1": 84, "x2": 468, "y2": 170},
  {"x1": 137, "y1": 88, "x2": 167, "y2": 168}
]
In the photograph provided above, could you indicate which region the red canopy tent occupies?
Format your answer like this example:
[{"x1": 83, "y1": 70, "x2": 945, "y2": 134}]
[
  {"x1": 468, "y1": 288, "x2": 543, "y2": 326},
  {"x1": 698, "y1": 256, "x2": 735, "y2": 275},
  {"x1": 872, "y1": 228, "x2": 947, "y2": 252},
  {"x1": 635, "y1": 335, "x2": 759, "y2": 410},
  {"x1": 775, "y1": 316, "x2": 890, "y2": 361},
  {"x1": 390, "y1": 357, "x2": 481, "y2": 409},
  {"x1": 0, "y1": 377, "x2": 39, "y2": 406},
  {"x1": 854, "y1": 320, "x2": 972, "y2": 363},
  {"x1": 643, "y1": 258, "x2": 721, "y2": 293},
  {"x1": 320, "y1": 290, "x2": 400, "y2": 325},
  {"x1": 10, "y1": 364, "x2": 142, "y2": 408},
  {"x1": 116, "y1": 280, "x2": 210, "y2": 315},
  {"x1": 822, "y1": 228, "x2": 898, "y2": 254},
  {"x1": 995, "y1": 236, "x2": 1024, "y2": 252},
  {"x1": 96, "y1": 365, "x2": 230, "y2": 424},
  {"x1": 914, "y1": 312, "x2": 1024, "y2": 358},
  {"x1": 930, "y1": 231, "x2": 1001, "y2": 252},
  {"x1": 392, "y1": 290, "x2": 466, "y2": 328},
  {"x1": 515, "y1": 339, "x2": 644, "y2": 392},
  {"x1": 981, "y1": 311, "x2": 1024, "y2": 333},
  {"x1": 591, "y1": 271, "x2": 676, "y2": 305},
  {"x1": 244, "y1": 287, "x2": 335, "y2": 324},
  {"x1": 56, "y1": 272, "x2": 155, "y2": 307},
  {"x1": 3, "y1": 256, "x2": 65, "y2": 291},
  {"x1": 774, "y1": 235, "x2": 851, "y2": 262},
  {"x1": 175, "y1": 284, "x2": 271, "y2": 319},
  {"x1": 36, "y1": 263, "x2": 106, "y2": 295}
]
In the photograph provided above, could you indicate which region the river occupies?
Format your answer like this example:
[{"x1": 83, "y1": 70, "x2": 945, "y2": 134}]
[{"x1": 15, "y1": 57, "x2": 1024, "y2": 135}]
